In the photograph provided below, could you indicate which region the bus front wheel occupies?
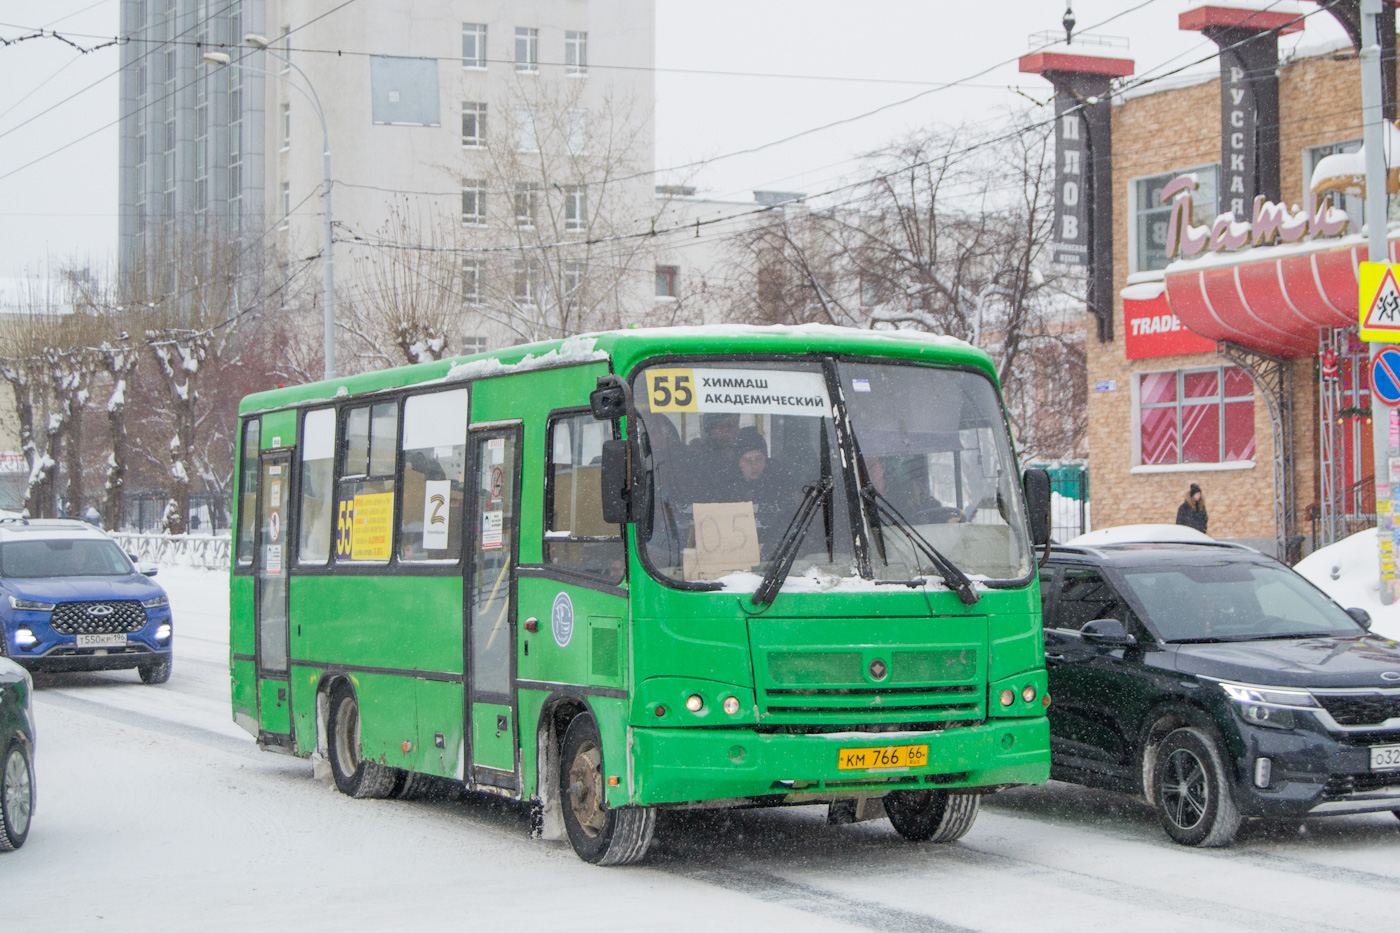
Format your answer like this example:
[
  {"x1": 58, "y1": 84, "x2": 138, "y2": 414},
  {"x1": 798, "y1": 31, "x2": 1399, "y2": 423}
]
[
  {"x1": 559, "y1": 714, "x2": 654, "y2": 865},
  {"x1": 327, "y1": 684, "x2": 396, "y2": 799},
  {"x1": 884, "y1": 789, "x2": 979, "y2": 842}
]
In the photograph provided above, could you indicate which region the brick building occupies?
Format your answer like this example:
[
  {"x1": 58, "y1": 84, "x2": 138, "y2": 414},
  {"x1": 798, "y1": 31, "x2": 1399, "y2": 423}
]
[{"x1": 1024, "y1": 5, "x2": 1397, "y2": 557}]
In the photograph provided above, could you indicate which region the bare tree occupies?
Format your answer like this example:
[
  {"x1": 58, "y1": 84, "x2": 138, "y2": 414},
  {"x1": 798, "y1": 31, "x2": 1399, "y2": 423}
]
[
  {"x1": 721, "y1": 118, "x2": 1087, "y2": 460},
  {"x1": 342, "y1": 197, "x2": 461, "y2": 367},
  {"x1": 119, "y1": 229, "x2": 287, "y2": 533}
]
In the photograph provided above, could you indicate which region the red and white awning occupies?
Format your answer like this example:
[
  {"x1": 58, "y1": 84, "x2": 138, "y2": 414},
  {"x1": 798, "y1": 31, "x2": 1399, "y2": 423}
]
[{"x1": 1160, "y1": 236, "x2": 1396, "y2": 358}]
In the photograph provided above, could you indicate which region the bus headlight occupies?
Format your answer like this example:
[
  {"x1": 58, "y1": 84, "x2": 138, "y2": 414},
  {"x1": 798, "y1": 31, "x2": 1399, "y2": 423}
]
[
  {"x1": 999, "y1": 689, "x2": 1015, "y2": 707},
  {"x1": 723, "y1": 696, "x2": 740, "y2": 715},
  {"x1": 685, "y1": 694, "x2": 704, "y2": 713},
  {"x1": 1021, "y1": 684, "x2": 1037, "y2": 704}
]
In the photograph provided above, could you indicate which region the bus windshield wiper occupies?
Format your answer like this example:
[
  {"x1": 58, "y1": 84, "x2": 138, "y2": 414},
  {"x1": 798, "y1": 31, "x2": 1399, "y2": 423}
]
[
  {"x1": 752, "y1": 478, "x2": 833, "y2": 608},
  {"x1": 862, "y1": 485, "x2": 980, "y2": 606}
]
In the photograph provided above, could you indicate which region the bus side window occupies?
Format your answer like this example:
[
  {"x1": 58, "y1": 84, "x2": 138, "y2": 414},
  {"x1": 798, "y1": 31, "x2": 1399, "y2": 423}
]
[
  {"x1": 399, "y1": 389, "x2": 469, "y2": 562},
  {"x1": 236, "y1": 418, "x2": 260, "y2": 566},
  {"x1": 546, "y1": 411, "x2": 624, "y2": 583},
  {"x1": 298, "y1": 408, "x2": 336, "y2": 564},
  {"x1": 335, "y1": 401, "x2": 399, "y2": 563}
]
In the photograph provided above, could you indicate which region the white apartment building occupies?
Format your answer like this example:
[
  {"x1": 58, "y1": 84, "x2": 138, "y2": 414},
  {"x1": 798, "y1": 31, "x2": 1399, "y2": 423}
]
[{"x1": 118, "y1": 0, "x2": 656, "y2": 355}]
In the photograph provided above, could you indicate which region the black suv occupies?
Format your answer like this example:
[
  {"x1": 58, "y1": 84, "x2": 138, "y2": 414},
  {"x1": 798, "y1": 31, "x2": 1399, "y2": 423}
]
[{"x1": 1041, "y1": 540, "x2": 1400, "y2": 846}]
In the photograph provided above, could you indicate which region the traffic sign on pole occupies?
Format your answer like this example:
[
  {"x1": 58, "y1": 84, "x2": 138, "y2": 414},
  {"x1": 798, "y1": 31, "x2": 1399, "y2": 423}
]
[
  {"x1": 1373, "y1": 347, "x2": 1400, "y2": 406},
  {"x1": 1361, "y1": 262, "x2": 1400, "y2": 342}
]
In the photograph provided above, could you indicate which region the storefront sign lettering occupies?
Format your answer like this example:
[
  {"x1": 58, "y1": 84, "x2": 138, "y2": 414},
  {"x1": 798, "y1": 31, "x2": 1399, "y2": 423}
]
[
  {"x1": 1161, "y1": 174, "x2": 1348, "y2": 260},
  {"x1": 1052, "y1": 93, "x2": 1090, "y2": 267}
]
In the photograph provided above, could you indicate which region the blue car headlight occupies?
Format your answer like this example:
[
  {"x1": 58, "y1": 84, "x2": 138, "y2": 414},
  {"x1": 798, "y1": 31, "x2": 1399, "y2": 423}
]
[
  {"x1": 141, "y1": 595, "x2": 169, "y2": 609},
  {"x1": 8, "y1": 595, "x2": 55, "y2": 611}
]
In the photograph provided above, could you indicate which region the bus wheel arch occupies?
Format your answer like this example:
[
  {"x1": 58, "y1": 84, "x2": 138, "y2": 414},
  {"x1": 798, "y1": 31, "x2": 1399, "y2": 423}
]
[
  {"x1": 324, "y1": 679, "x2": 395, "y2": 799},
  {"x1": 558, "y1": 712, "x2": 654, "y2": 865},
  {"x1": 534, "y1": 694, "x2": 593, "y2": 842}
]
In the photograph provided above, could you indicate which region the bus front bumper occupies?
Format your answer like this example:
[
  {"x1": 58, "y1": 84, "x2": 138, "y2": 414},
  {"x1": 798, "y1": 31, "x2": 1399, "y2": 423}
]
[{"x1": 629, "y1": 717, "x2": 1049, "y2": 807}]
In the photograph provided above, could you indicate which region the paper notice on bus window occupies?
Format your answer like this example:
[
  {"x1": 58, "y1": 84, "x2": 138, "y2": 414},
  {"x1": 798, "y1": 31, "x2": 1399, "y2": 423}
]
[
  {"x1": 351, "y1": 492, "x2": 394, "y2": 560},
  {"x1": 691, "y1": 501, "x2": 761, "y2": 579},
  {"x1": 422, "y1": 480, "x2": 451, "y2": 550},
  {"x1": 481, "y1": 509, "x2": 504, "y2": 549},
  {"x1": 265, "y1": 544, "x2": 282, "y2": 576},
  {"x1": 488, "y1": 437, "x2": 505, "y2": 464},
  {"x1": 645, "y1": 368, "x2": 830, "y2": 417}
]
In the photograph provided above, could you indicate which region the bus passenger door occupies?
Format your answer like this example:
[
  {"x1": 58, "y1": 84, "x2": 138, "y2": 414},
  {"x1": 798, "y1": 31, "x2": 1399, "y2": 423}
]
[
  {"x1": 255, "y1": 451, "x2": 293, "y2": 745},
  {"x1": 465, "y1": 427, "x2": 522, "y2": 787}
]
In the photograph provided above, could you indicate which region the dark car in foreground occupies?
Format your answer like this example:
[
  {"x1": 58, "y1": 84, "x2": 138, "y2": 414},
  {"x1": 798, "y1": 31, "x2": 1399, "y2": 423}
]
[
  {"x1": 0, "y1": 655, "x2": 35, "y2": 850},
  {"x1": 0, "y1": 519, "x2": 172, "y2": 683},
  {"x1": 1041, "y1": 540, "x2": 1400, "y2": 846}
]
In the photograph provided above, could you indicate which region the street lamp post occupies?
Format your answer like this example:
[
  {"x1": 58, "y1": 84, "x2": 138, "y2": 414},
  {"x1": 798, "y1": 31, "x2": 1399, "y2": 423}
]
[{"x1": 204, "y1": 36, "x2": 337, "y2": 381}]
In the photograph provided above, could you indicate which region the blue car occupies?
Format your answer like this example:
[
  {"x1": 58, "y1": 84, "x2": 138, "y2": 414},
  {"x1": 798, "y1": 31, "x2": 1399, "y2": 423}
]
[
  {"x1": 0, "y1": 519, "x2": 173, "y2": 684},
  {"x1": 0, "y1": 656, "x2": 35, "y2": 850}
]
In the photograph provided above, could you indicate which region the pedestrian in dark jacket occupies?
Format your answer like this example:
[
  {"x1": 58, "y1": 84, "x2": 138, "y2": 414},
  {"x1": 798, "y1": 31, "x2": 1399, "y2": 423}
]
[{"x1": 1175, "y1": 483, "x2": 1208, "y2": 534}]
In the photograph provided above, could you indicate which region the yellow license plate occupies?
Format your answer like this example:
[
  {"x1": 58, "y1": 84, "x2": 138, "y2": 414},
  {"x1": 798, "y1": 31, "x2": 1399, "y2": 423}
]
[{"x1": 837, "y1": 744, "x2": 929, "y2": 771}]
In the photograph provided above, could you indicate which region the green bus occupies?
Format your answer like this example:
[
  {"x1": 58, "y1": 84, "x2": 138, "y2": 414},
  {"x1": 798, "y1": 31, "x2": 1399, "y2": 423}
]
[{"x1": 230, "y1": 325, "x2": 1052, "y2": 864}]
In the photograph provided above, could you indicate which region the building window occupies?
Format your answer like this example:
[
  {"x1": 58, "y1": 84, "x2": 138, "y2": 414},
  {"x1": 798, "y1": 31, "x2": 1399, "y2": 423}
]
[
  {"x1": 655, "y1": 265, "x2": 679, "y2": 298},
  {"x1": 564, "y1": 185, "x2": 586, "y2": 231},
  {"x1": 279, "y1": 24, "x2": 290, "y2": 72},
  {"x1": 1133, "y1": 165, "x2": 1218, "y2": 273},
  {"x1": 280, "y1": 181, "x2": 291, "y2": 229},
  {"x1": 563, "y1": 259, "x2": 584, "y2": 310},
  {"x1": 462, "y1": 23, "x2": 487, "y2": 68},
  {"x1": 512, "y1": 105, "x2": 538, "y2": 152},
  {"x1": 565, "y1": 31, "x2": 587, "y2": 75},
  {"x1": 545, "y1": 411, "x2": 623, "y2": 581},
  {"x1": 461, "y1": 335, "x2": 488, "y2": 356},
  {"x1": 860, "y1": 276, "x2": 879, "y2": 308},
  {"x1": 1137, "y1": 366, "x2": 1255, "y2": 466},
  {"x1": 461, "y1": 179, "x2": 487, "y2": 226},
  {"x1": 515, "y1": 27, "x2": 538, "y2": 73},
  {"x1": 461, "y1": 258, "x2": 482, "y2": 304},
  {"x1": 514, "y1": 259, "x2": 538, "y2": 304},
  {"x1": 1304, "y1": 140, "x2": 1363, "y2": 233},
  {"x1": 514, "y1": 183, "x2": 539, "y2": 228},
  {"x1": 461, "y1": 101, "x2": 486, "y2": 147},
  {"x1": 565, "y1": 108, "x2": 587, "y2": 155},
  {"x1": 280, "y1": 101, "x2": 290, "y2": 150}
]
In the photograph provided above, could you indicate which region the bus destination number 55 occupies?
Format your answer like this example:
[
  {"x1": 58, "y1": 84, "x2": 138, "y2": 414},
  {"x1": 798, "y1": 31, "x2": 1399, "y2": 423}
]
[{"x1": 646, "y1": 369, "x2": 696, "y2": 413}]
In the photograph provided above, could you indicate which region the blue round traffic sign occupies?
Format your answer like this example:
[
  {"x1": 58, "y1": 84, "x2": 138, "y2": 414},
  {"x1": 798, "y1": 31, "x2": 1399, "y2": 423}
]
[{"x1": 1373, "y1": 347, "x2": 1400, "y2": 406}]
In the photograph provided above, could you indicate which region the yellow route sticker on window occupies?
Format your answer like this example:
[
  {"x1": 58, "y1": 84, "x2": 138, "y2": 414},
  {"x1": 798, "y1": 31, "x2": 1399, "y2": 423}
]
[
  {"x1": 351, "y1": 492, "x2": 394, "y2": 560},
  {"x1": 645, "y1": 367, "x2": 829, "y2": 417}
]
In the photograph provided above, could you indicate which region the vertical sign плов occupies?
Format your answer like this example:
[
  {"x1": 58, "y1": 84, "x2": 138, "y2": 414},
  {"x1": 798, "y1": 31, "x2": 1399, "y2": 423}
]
[{"x1": 1052, "y1": 92, "x2": 1089, "y2": 267}]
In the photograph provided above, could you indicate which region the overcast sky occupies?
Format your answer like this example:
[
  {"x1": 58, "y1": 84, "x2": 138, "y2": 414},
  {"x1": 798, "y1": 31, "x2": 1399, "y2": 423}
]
[{"x1": 0, "y1": 0, "x2": 1356, "y2": 280}]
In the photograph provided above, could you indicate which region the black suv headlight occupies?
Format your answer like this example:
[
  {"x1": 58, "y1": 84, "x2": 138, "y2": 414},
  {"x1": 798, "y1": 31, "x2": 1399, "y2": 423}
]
[{"x1": 1215, "y1": 680, "x2": 1318, "y2": 730}]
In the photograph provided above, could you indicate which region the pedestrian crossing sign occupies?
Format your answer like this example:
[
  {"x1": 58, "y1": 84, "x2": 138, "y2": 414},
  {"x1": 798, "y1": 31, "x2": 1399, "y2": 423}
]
[{"x1": 1361, "y1": 262, "x2": 1400, "y2": 342}]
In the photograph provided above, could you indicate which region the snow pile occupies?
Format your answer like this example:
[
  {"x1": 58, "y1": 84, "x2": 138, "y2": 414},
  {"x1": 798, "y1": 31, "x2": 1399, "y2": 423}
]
[
  {"x1": 1295, "y1": 528, "x2": 1400, "y2": 639},
  {"x1": 445, "y1": 335, "x2": 606, "y2": 382},
  {"x1": 1050, "y1": 491, "x2": 1089, "y2": 539},
  {"x1": 1067, "y1": 523, "x2": 1212, "y2": 547}
]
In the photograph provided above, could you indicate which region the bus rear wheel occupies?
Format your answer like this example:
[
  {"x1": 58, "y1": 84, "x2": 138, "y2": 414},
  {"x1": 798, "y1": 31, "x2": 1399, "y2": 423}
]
[
  {"x1": 559, "y1": 714, "x2": 654, "y2": 865},
  {"x1": 884, "y1": 789, "x2": 979, "y2": 842},
  {"x1": 327, "y1": 684, "x2": 395, "y2": 799}
]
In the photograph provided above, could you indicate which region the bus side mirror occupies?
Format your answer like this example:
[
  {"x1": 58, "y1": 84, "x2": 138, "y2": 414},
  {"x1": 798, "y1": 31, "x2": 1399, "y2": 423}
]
[
  {"x1": 600, "y1": 439, "x2": 631, "y2": 524},
  {"x1": 590, "y1": 379, "x2": 628, "y2": 422},
  {"x1": 1023, "y1": 468, "x2": 1051, "y2": 547}
]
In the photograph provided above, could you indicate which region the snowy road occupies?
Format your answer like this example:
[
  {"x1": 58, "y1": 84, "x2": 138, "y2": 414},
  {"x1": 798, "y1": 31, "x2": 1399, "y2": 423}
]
[{"x1": 7, "y1": 568, "x2": 1400, "y2": 932}]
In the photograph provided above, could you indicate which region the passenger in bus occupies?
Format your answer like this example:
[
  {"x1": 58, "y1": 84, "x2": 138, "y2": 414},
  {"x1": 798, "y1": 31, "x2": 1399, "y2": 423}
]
[
  {"x1": 685, "y1": 412, "x2": 743, "y2": 504},
  {"x1": 735, "y1": 428, "x2": 797, "y2": 558},
  {"x1": 866, "y1": 456, "x2": 960, "y2": 524}
]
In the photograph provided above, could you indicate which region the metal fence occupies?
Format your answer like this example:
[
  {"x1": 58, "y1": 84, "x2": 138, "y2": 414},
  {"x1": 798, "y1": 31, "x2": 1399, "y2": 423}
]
[
  {"x1": 109, "y1": 531, "x2": 231, "y2": 571},
  {"x1": 1029, "y1": 463, "x2": 1089, "y2": 543},
  {"x1": 119, "y1": 493, "x2": 231, "y2": 535}
]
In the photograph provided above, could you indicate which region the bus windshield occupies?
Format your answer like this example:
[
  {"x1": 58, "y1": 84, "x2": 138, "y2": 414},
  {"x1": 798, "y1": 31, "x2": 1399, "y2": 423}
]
[
  {"x1": 633, "y1": 357, "x2": 1031, "y2": 588},
  {"x1": 843, "y1": 361, "x2": 1031, "y2": 583}
]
